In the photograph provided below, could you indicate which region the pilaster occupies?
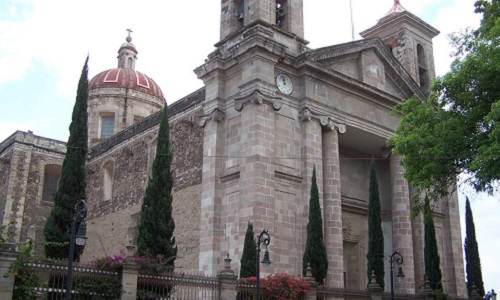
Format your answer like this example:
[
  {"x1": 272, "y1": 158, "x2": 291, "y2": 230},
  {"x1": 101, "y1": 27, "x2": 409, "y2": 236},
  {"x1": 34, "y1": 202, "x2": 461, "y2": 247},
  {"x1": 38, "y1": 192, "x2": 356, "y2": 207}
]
[
  {"x1": 3, "y1": 145, "x2": 32, "y2": 244},
  {"x1": 198, "y1": 108, "x2": 226, "y2": 275},
  {"x1": 238, "y1": 99, "x2": 276, "y2": 267},
  {"x1": 246, "y1": 0, "x2": 275, "y2": 26},
  {"x1": 390, "y1": 155, "x2": 415, "y2": 294}
]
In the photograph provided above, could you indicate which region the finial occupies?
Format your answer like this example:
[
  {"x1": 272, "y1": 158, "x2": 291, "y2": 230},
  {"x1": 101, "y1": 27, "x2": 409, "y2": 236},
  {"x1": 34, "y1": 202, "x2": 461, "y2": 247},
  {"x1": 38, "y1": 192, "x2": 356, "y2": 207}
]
[{"x1": 126, "y1": 28, "x2": 133, "y2": 43}]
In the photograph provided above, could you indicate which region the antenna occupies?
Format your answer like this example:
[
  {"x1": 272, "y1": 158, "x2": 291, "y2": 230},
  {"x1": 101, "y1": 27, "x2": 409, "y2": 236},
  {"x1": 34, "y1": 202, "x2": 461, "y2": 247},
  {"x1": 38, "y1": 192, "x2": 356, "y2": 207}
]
[{"x1": 349, "y1": 0, "x2": 355, "y2": 41}]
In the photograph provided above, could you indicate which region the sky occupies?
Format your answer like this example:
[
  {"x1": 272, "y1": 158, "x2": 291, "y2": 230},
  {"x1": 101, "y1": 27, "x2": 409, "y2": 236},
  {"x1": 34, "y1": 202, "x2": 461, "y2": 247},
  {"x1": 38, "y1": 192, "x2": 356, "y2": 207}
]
[{"x1": 0, "y1": 0, "x2": 498, "y2": 292}]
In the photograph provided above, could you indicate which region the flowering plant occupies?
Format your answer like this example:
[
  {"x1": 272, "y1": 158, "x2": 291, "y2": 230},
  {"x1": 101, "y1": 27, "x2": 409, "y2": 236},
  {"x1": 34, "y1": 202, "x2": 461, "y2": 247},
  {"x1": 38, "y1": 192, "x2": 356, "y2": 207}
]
[{"x1": 242, "y1": 273, "x2": 311, "y2": 300}]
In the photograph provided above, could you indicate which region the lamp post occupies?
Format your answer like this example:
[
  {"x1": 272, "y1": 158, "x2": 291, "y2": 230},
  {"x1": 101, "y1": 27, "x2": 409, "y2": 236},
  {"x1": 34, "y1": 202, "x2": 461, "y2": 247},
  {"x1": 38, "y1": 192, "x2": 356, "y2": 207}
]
[
  {"x1": 256, "y1": 229, "x2": 271, "y2": 300},
  {"x1": 390, "y1": 250, "x2": 405, "y2": 300},
  {"x1": 64, "y1": 199, "x2": 87, "y2": 300}
]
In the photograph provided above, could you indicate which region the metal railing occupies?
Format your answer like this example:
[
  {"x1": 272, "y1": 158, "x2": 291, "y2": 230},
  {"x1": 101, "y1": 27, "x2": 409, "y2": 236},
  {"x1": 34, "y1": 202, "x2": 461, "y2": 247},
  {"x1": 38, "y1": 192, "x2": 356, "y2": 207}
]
[
  {"x1": 136, "y1": 272, "x2": 219, "y2": 300},
  {"x1": 16, "y1": 259, "x2": 121, "y2": 300}
]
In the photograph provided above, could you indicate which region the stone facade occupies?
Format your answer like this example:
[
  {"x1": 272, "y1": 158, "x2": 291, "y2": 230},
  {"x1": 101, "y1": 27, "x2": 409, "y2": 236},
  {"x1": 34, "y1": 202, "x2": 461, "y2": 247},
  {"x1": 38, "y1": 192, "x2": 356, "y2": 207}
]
[
  {"x1": 0, "y1": 1, "x2": 468, "y2": 298},
  {"x1": 0, "y1": 131, "x2": 65, "y2": 254}
]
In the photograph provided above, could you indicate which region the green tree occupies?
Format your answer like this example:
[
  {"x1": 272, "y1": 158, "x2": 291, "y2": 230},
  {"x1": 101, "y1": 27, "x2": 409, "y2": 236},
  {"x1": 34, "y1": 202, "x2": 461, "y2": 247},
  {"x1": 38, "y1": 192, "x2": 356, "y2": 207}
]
[
  {"x1": 43, "y1": 57, "x2": 89, "y2": 259},
  {"x1": 367, "y1": 166, "x2": 384, "y2": 288},
  {"x1": 389, "y1": 0, "x2": 500, "y2": 204},
  {"x1": 137, "y1": 106, "x2": 177, "y2": 267},
  {"x1": 302, "y1": 167, "x2": 328, "y2": 284},
  {"x1": 465, "y1": 197, "x2": 485, "y2": 296},
  {"x1": 240, "y1": 223, "x2": 257, "y2": 278},
  {"x1": 424, "y1": 198, "x2": 442, "y2": 292}
]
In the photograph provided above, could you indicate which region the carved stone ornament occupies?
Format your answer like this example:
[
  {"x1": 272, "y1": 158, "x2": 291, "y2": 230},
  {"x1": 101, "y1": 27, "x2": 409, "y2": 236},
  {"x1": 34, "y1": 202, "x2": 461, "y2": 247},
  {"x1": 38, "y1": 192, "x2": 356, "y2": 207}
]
[
  {"x1": 198, "y1": 108, "x2": 225, "y2": 127},
  {"x1": 234, "y1": 90, "x2": 282, "y2": 112},
  {"x1": 300, "y1": 107, "x2": 347, "y2": 134}
]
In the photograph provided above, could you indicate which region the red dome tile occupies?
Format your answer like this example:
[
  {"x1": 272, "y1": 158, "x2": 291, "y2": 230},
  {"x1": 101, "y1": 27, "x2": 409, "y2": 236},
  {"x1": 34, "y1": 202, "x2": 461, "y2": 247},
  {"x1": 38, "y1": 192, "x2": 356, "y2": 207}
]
[{"x1": 89, "y1": 68, "x2": 164, "y2": 100}]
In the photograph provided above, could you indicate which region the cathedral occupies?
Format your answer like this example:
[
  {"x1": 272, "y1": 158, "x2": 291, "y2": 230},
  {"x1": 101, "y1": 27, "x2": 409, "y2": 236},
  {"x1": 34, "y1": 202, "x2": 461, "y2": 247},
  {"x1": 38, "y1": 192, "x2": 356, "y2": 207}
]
[{"x1": 0, "y1": 0, "x2": 467, "y2": 297}]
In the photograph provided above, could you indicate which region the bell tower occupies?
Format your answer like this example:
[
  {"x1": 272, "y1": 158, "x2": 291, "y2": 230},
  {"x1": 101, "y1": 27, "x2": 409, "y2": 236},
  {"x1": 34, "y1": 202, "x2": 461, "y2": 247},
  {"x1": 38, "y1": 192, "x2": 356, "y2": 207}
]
[
  {"x1": 220, "y1": 0, "x2": 304, "y2": 40},
  {"x1": 360, "y1": 0, "x2": 439, "y2": 91}
]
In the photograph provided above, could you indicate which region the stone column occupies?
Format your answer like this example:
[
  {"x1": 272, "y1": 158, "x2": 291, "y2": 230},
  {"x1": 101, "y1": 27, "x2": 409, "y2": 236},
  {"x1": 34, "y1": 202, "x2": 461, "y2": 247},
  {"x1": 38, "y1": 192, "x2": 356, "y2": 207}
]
[
  {"x1": 198, "y1": 109, "x2": 226, "y2": 276},
  {"x1": 121, "y1": 260, "x2": 139, "y2": 300},
  {"x1": 0, "y1": 244, "x2": 18, "y2": 300},
  {"x1": 322, "y1": 123, "x2": 344, "y2": 288},
  {"x1": 368, "y1": 271, "x2": 384, "y2": 300},
  {"x1": 304, "y1": 264, "x2": 318, "y2": 300},
  {"x1": 444, "y1": 190, "x2": 467, "y2": 298},
  {"x1": 390, "y1": 155, "x2": 415, "y2": 294},
  {"x1": 121, "y1": 245, "x2": 139, "y2": 300},
  {"x1": 218, "y1": 254, "x2": 238, "y2": 300}
]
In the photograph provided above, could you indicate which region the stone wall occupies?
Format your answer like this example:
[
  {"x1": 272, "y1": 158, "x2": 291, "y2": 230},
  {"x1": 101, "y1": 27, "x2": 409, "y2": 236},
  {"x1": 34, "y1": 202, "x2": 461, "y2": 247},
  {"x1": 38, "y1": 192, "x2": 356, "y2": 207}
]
[
  {"x1": 83, "y1": 183, "x2": 201, "y2": 272},
  {"x1": 84, "y1": 100, "x2": 204, "y2": 271},
  {"x1": 0, "y1": 153, "x2": 12, "y2": 225}
]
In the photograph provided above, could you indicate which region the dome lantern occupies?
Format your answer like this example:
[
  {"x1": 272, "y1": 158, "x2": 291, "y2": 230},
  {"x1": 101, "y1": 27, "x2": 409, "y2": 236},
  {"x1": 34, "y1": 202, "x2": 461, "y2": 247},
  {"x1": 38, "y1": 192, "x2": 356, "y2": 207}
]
[{"x1": 117, "y1": 29, "x2": 138, "y2": 70}]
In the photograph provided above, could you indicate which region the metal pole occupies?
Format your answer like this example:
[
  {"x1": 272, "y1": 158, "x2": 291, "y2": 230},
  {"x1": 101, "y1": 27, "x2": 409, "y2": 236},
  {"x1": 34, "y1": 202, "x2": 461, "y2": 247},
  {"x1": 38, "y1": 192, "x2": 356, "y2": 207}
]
[
  {"x1": 64, "y1": 217, "x2": 78, "y2": 300},
  {"x1": 256, "y1": 240, "x2": 261, "y2": 300},
  {"x1": 390, "y1": 255, "x2": 395, "y2": 300}
]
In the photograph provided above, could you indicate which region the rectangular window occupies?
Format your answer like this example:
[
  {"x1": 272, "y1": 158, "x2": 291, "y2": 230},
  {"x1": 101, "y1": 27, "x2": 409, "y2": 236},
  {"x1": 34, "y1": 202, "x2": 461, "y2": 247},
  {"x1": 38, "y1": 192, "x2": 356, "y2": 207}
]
[
  {"x1": 42, "y1": 164, "x2": 61, "y2": 202},
  {"x1": 100, "y1": 114, "x2": 115, "y2": 139}
]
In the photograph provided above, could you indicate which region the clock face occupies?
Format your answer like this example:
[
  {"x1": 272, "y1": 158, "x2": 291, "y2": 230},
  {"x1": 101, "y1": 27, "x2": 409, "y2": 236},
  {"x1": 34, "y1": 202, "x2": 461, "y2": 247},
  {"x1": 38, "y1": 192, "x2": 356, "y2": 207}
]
[{"x1": 276, "y1": 73, "x2": 293, "y2": 95}]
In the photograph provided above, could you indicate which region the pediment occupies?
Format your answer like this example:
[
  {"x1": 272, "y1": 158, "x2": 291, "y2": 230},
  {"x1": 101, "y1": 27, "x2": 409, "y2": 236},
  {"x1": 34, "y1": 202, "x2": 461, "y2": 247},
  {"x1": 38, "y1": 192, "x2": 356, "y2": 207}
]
[{"x1": 305, "y1": 38, "x2": 425, "y2": 100}]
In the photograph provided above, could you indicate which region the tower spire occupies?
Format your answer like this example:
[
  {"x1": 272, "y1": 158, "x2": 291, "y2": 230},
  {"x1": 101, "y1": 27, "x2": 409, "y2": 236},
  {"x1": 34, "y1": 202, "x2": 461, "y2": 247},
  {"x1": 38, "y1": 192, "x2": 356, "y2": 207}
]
[{"x1": 117, "y1": 29, "x2": 137, "y2": 69}]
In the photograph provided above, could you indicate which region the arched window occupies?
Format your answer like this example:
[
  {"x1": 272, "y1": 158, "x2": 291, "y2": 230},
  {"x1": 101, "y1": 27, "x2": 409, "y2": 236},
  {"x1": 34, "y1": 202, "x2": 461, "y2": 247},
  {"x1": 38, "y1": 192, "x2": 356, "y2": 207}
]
[
  {"x1": 276, "y1": 0, "x2": 288, "y2": 28},
  {"x1": 417, "y1": 44, "x2": 429, "y2": 89},
  {"x1": 42, "y1": 164, "x2": 61, "y2": 202},
  {"x1": 103, "y1": 161, "x2": 114, "y2": 201}
]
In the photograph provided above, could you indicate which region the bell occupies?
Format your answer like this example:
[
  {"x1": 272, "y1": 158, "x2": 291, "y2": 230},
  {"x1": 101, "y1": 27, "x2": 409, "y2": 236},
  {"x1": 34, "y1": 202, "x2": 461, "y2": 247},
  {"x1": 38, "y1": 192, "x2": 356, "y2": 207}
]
[
  {"x1": 397, "y1": 266, "x2": 405, "y2": 278},
  {"x1": 261, "y1": 249, "x2": 271, "y2": 265}
]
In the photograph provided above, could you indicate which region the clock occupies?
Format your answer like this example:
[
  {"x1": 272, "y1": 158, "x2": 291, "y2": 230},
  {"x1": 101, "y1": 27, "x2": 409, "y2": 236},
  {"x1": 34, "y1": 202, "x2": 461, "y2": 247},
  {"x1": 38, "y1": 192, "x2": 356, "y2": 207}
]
[{"x1": 276, "y1": 73, "x2": 293, "y2": 95}]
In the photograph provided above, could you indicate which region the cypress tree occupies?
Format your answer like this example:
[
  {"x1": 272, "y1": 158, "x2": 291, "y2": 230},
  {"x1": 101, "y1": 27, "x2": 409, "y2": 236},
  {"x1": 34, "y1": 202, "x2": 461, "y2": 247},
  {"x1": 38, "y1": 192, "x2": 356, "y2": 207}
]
[
  {"x1": 424, "y1": 197, "x2": 442, "y2": 291},
  {"x1": 240, "y1": 223, "x2": 257, "y2": 278},
  {"x1": 43, "y1": 57, "x2": 89, "y2": 259},
  {"x1": 367, "y1": 165, "x2": 384, "y2": 288},
  {"x1": 303, "y1": 167, "x2": 328, "y2": 284},
  {"x1": 137, "y1": 106, "x2": 177, "y2": 267},
  {"x1": 465, "y1": 197, "x2": 485, "y2": 296}
]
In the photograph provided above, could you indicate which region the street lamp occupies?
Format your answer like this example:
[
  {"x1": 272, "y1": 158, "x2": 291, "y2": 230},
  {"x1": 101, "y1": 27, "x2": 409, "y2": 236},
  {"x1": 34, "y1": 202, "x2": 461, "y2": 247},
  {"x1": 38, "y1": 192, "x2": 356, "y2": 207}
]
[
  {"x1": 64, "y1": 199, "x2": 88, "y2": 300},
  {"x1": 390, "y1": 250, "x2": 405, "y2": 300},
  {"x1": 256, "y1": 229, "x2": 271, "y2": 300}
]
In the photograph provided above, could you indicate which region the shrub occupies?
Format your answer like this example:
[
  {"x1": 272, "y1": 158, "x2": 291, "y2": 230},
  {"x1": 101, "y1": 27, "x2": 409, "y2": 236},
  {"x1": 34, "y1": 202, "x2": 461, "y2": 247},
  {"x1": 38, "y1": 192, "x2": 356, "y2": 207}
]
[{"x1": 243, "y1": 273, "x2": 311, "y2": 300}]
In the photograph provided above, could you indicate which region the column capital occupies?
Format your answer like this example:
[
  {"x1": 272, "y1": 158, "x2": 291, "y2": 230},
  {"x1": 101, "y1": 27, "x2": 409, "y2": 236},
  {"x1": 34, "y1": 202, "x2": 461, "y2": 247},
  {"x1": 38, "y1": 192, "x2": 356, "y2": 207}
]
[
  {"x1": 234, "y1": 90, "x2": 283, "y2": 112},
  {"x1": 199, "y1": 108, "x2": 225, "y2": 127},
  {"x1": 300, "y1": 107, "x2": 346, "y2": 134}
]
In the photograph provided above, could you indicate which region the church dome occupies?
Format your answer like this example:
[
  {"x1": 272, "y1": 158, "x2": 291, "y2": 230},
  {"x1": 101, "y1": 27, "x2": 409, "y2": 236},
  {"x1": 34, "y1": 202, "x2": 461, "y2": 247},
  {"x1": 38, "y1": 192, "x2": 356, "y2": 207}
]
[{"x1": 89, "y1": 68, "x2": 164, "y2": 100}]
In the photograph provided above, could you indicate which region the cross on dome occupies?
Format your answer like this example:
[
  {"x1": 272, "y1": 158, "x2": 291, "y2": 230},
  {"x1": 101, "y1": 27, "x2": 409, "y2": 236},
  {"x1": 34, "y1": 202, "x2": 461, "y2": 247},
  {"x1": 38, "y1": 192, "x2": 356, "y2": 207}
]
[
  {"x1": 386, "y1": 0, "x2": 406, "y2": 15},
  {"x1": 126, "y1": 28, "x2": 133, "y2": 43}
]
